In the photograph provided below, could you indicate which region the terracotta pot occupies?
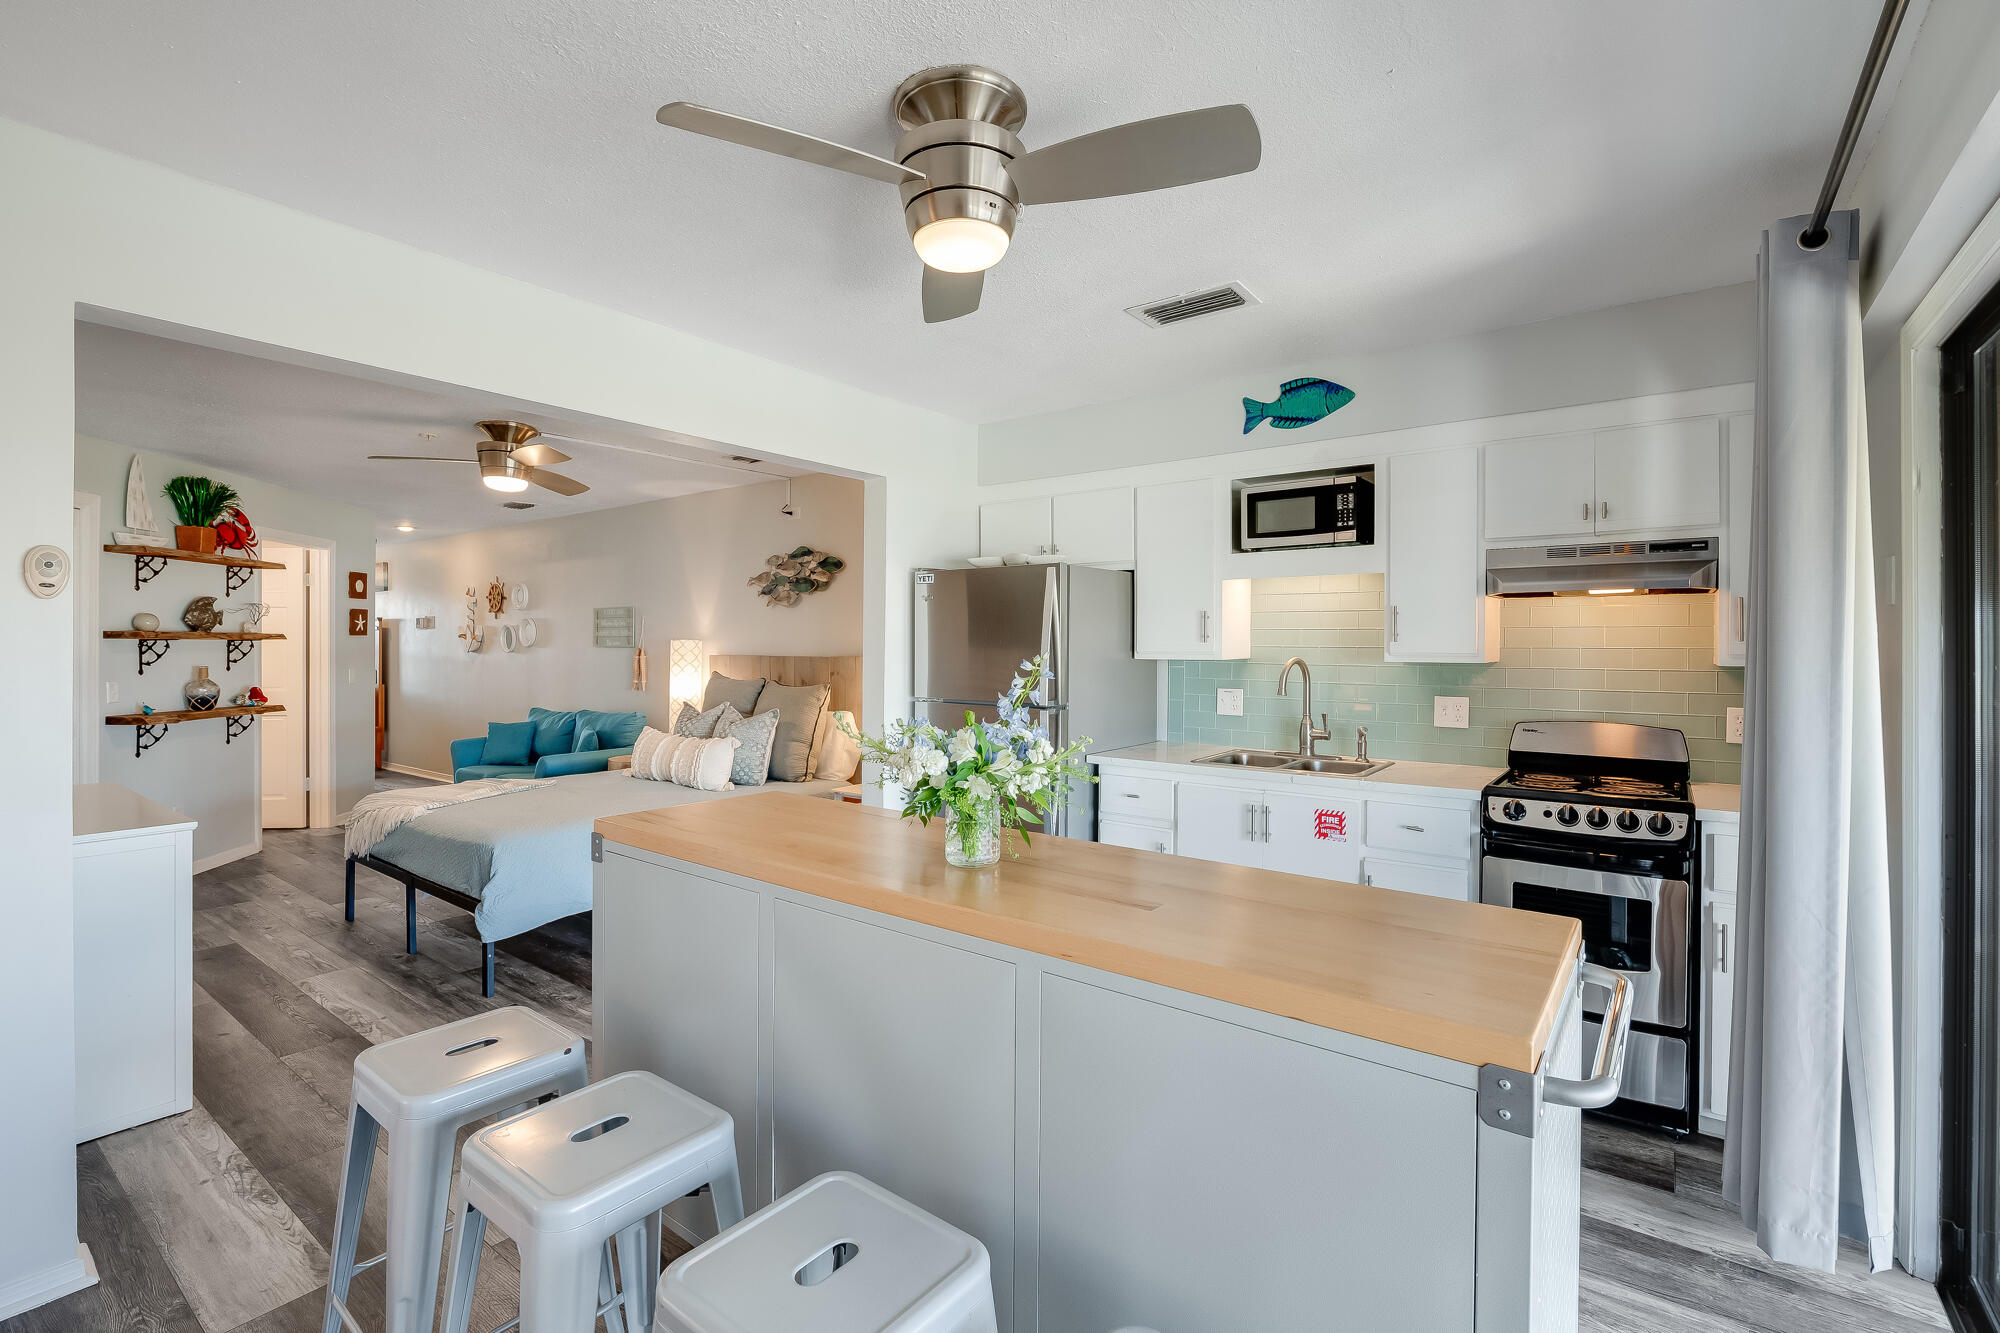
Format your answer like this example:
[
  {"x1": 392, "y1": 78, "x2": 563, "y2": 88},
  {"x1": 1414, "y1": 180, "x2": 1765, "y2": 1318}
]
[{"x1": 174, "y1": 525, "x2": 218, "y2": 554}]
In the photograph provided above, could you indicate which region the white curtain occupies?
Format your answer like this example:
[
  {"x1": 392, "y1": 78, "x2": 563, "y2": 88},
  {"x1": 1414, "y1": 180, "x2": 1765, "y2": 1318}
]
[{"x1": 1724, "y1": 208, "x2": 1896, "y2": 1272}]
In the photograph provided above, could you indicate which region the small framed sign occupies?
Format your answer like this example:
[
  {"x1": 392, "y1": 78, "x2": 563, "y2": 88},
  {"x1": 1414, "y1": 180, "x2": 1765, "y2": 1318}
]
[
  {"x1": 594, "y1": 606, "x2": 636, "y2": 648},
  {"x1": 349, "y1": 608, "x2": 370, "y2": 636},
  {"x1": 348, "y1": 570, "x2": 369, "y2": 600}
]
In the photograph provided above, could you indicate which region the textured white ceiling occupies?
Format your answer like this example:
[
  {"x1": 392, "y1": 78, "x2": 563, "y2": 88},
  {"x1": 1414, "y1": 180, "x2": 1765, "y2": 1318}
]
[
  {"x1": 9, "y1": 2, "x2": 1891, "y2": 423},
  {"x1": 75, "y1": 322, "x2": 811, "y2": 542}
]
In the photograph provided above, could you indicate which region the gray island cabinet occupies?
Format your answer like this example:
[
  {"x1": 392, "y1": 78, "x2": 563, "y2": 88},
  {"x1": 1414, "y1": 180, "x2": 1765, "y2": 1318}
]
[{"x1": 593, "y1": 792, "x2": 1603, "y2": 1333}]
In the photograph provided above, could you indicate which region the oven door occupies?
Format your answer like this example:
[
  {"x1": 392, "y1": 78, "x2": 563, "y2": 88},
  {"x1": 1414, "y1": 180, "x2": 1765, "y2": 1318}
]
[{"x1": 1480, "y1": 854, "x2": 1689, "y2": 1028}]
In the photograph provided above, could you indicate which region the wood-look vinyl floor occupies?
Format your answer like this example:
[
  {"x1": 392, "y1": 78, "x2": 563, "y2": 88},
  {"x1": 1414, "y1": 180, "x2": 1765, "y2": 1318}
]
[{"x1": 4, "y1": 771, "x2": 1952, "y2": 1333}]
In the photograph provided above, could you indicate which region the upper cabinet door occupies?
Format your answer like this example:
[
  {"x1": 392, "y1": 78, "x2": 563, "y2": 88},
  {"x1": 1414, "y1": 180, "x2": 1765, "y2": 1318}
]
[
  {"x1": 1592, "y1": 419, "x2": 1723, "y2": 535},
  {"x1": 979, "y1": 497, "x2": 1055, "y2": 559},
  {"x1": 1481, "y1": 435, "x2": 1595, "y2": 541},
  {"x1": 1050, "y1": 486, "x2": 1135, "y2": 567},
  {"x1": 1384, "y1": 446, "x2": 1498, "y2": 663},
  {"x1": 1134, "y1": 479, "x2": 1248, "y2": 660}
]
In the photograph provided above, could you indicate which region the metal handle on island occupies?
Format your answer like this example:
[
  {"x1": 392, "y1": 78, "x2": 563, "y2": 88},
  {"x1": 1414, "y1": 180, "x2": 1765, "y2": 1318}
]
[{"x1": 1542, "y1": 963, "x2": 1635, "y2": 1109}]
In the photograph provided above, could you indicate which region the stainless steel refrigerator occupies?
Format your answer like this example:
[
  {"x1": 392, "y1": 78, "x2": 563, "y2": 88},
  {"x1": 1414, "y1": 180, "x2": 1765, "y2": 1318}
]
[{"x1": 913, "y1": 564, "x2": 1158, "y2": 839}]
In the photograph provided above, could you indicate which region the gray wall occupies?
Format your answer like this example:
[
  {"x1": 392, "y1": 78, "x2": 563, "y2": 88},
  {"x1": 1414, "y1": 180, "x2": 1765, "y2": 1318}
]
[
  {"x1": 76, "y1": 434, "x2": 379, "y2": 860},
  {"x1": 977, "y1": 282, "x2": 1756, "y2": 484}
]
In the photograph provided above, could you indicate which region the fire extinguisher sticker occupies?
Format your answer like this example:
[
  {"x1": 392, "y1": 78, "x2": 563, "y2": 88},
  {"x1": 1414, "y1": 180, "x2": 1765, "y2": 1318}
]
[{"x1": 1314, "y1": 809, "x2": 1349, "y2": 842}]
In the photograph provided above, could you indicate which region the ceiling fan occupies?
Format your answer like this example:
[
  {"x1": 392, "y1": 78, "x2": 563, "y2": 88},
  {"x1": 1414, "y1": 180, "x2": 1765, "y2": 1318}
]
[
  {"x1": 655, "y1": 65, "x2": 1262, "y2": 323},
  {"x1": 368, "y1": 420, "x2": 589, "y2": 496}
]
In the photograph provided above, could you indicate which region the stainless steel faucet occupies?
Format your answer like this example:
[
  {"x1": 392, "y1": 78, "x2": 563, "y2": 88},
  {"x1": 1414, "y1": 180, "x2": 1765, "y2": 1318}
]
[
  {"x1": 1276, "y1": 657, "x2": 1331, "y2": 757},
  {"x1": 1357, "y1": 725, "x2": 1369, "y2": 762}
]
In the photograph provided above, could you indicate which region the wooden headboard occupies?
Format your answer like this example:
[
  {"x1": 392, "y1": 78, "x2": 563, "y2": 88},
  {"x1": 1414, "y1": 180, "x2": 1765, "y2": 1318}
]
[{"x1": 707, "y1": 654, "x2": 862, "y2": 726}]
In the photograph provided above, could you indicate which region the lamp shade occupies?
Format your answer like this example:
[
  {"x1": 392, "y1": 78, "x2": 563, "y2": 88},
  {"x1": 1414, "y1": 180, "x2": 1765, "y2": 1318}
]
[{"x1": 669, "y1": 638, "x2": 706, "y2": 713}]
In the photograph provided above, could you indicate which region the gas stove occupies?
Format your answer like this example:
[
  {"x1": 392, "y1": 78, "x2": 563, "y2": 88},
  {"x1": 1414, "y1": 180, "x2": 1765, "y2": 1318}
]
[{"x1": 1482, "y1": 723, "x2": 1695, "y2": 846}]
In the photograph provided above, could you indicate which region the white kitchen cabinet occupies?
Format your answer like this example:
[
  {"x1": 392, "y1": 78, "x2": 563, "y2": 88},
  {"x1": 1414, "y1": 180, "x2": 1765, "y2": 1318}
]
[
  {"x1": 1050, "y1": 487, "x2": 1135, "y2": 566},
  {"x1": 978, "y1": 497, "x2": 1054, "y2": 560},
  {"x1": 1593, "y1": 418, "x2": 1723, "y2": 535},
  {"x1": 1173, "y1": 780, "x2": 1265, "y2": 868},
  {"x1": 1133, "y1": 479, "x2": 1250, "y2": 660},
  {"x1": 1481, "y1": 434, "x2": 1596, "y2": 541},
  {"x1": 1699, "y1": 821, "x2": 1740, "y2": 1135},
  {"x1": 1361, "y1": 856, "x2": 1473, "y2": 903},
  {"x1": 1098, "y1": 817, "x2": 1173, "y2": 856},
  {"x1": 1714, "y1": 413, "x2": 1753, "y2": 667},
  {"x1": 1384, "y1": 445, "x2": 1499, "y2": 663},
  {"x1": 1260, "y1": 789, "x2": 1363, "y2": 882}
]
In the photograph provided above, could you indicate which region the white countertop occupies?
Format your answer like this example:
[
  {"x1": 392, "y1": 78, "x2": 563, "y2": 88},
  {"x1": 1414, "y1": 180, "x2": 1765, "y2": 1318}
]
[
  {"x1": 74, "y1": 782, "x2": 196, "y2": 842},
  {"x1": 1091, "y1": 742, "x2": 1744, "y2": 820}
]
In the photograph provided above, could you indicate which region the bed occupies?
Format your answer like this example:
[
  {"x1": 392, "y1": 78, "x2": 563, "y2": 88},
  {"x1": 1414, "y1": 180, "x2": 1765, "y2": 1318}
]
[{"x1": 347, "y1": 654, "x2": 860, "y2": 994}]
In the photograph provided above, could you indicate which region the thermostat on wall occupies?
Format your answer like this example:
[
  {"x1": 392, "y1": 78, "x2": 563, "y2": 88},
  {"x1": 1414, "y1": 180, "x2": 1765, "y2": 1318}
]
[{"x1": 22, "y1": 545, "x2": 69, "y2": 598}]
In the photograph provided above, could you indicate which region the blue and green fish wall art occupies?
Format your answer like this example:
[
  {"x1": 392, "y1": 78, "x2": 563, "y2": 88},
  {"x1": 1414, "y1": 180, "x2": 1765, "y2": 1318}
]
[{"x1": 1242, "y1": 377, "x2": 1356, "y2": 433}]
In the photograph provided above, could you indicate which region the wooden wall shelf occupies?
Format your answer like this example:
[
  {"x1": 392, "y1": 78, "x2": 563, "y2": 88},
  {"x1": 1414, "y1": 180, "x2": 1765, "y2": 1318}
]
[
  {"x1": 103, "y1": 544, "x2": 285, "y2": 593},
  {"x1": 103, "y1": 629, "x2": 284, "y2": 674},
  {"x1": 105, "y1": 703, "x2": 285, "y2": 757}
]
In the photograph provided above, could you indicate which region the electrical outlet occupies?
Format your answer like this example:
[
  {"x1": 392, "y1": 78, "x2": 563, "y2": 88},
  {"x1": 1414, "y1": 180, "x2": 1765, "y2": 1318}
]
[
  {"x1": 1216, "y1": 688, "x2": 1245, "y2": 717},
  {"x1": 1726, "y1": 706, "x2": 1744, "y2": 745},
  {"x1": 1433, "y1": 696, "x2": 1470, "y2": 729},
  {"x1": 103, "y1": 681, "x2": 119, "y2": 705}
]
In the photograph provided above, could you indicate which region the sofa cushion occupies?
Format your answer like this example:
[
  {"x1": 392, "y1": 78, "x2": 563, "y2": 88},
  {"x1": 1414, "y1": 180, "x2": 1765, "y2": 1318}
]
[
  {"x1": 482, "y1": 720, "x2": 536, "y2": 767},
  {"x1": 575, "y1": 708, "x2": 647, "y2": 749},
  {"x1": 752, "y1": 680, "x2": 831, "y2": 783},
  {"x1": 453, "y1": 762, "x2": 538, "y2": 782},
  {"x1": 526, "y1": 707, "x2": 578, "y2": 759},
  {"x1": 703, "y1": 671, "x2": 766, "y2": 716},
  {"x1": 572, "y1": 726, "x2": 600, "y2": 752}
]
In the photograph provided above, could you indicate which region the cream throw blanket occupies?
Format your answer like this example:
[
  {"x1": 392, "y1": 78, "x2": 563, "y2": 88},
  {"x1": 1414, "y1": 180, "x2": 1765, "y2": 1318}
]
[{"x1": 344, "y1": 777, "x2": 553, "y2": 859}]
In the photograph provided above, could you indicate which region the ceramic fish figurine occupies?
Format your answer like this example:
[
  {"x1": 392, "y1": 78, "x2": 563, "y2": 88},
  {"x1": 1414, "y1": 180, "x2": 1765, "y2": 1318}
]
[{"x1": 1242, "y1": 377, "x2": 1355, "y2": 434}]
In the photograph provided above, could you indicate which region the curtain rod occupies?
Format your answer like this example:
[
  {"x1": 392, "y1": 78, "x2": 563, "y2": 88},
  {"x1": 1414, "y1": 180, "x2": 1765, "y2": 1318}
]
[{"x1": 1801, "y1": 0, "x2": 1912, "y2": 249}]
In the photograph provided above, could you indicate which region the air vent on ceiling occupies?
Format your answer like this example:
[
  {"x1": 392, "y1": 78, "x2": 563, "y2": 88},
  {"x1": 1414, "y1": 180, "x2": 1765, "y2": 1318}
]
[
  {"x1": 1125, "y1": 282, "x2": 1259, "y2": 328},
  {"x1": 502, "y1": 501, "x2": 536, "y2": 510}
]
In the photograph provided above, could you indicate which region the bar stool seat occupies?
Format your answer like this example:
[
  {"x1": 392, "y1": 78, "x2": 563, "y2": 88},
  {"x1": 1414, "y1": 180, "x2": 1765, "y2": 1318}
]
[
  {"x1": 324, "y1": 1006, "x2": 586, "y2": 1333},
  {"x1": 443, "y1": 1069, "x2": 744, "y2": 1333},
  {"x1": 655, "y1": 1172, "x2": 996, "y2": 1333}
]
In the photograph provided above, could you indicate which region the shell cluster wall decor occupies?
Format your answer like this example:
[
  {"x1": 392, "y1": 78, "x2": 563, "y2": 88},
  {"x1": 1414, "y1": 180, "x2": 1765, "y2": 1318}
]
[{"x1": 749, "y1": 547, "x2": 844, "y2": 608}]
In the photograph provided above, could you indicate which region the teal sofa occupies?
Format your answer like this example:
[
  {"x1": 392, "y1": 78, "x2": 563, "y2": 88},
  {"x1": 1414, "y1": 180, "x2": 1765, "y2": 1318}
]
[{"x1": 450, "y1": 707, "x2": 649, "y2": 782}]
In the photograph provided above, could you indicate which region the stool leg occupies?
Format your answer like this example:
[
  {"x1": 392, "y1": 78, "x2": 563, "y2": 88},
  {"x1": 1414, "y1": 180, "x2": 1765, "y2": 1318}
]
[
  {"x1": 518, "y1": 1233, "x2": 603, "y2": 1333},
  {"x1": 383, "y1": 1121, "x2": 457, "y2": 1333},
  {"x1": 322, "y1": 1101, "x2": 380, "y2": 1333},
  {"x1": 709, "y1": 1158, "x2": 746, "y2": 1232},
  {"x1": 614, "y1": 1215, "x2": 661, "y2": 1332},
  {"x1": 439, "y1": 1196, "x2": 488, "y2": 1333},
  {"x1": 599, "y1": 1242, "x2": 628, "y2": 1333}
]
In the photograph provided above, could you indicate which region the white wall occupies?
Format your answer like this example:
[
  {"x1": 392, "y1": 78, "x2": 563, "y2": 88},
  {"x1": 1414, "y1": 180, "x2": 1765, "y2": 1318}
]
[
  {"x1": 977, "y1": 281, "x2": 1756, "y2": 484},
  {"x1": 377, "y1": 474, "x2": 862, "y2": 774},
  {"x1": 0, "y1": 116, "x2": 976, "y2": 1309},
  {"x1": 75, "y1": 435, "x2": 379, "y2": 859}
]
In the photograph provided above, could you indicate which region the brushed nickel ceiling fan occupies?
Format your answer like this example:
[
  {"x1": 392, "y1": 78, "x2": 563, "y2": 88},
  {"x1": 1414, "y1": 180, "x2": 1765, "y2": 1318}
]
[
  {"x1": 368, "y1": 420, "x2": 589, "y2": 495},
  {"x1": 655, "y1": 65, "x2": 1262, "y2": 323}
]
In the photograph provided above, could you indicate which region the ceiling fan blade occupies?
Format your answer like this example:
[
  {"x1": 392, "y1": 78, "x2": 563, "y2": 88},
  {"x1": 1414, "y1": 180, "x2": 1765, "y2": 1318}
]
[
  {"x1": 656, "y1": 102, "x2": 924, "y2": 186},
  {"x1": 524, "y1": 467, "x2": 589, "y2": 496},
  {"x1": 366, "y1": 455, "x2": 475, "y2": 462},
  {"x1": 922, "y1": 266, "x2": 984, "y2": 323},
  {"x1": 1012, "y1": 104, "x2": 1261, "y2": 206},
  {"x1": 509, "y1": 442, "x2": 570, "y2": 467}
]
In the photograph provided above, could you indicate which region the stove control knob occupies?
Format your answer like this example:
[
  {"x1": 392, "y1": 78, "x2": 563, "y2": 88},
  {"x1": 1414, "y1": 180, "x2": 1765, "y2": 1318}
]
[
  {"x1": 1555, "y1": 804, "x2": 1580, "y2": 827},
  {"x1": 1616, "y1": 810, "x2": 1641, "y2": 833},
  {"x1": 1501, "y1": 800, "x2": 1527, "y2": 821},
  {"x1": 1584, "y1": 807, "x2": 1609, "y2": 829},
  {"x1": 1647, "y1": 812, "x2": 1674, "y2": 837}
]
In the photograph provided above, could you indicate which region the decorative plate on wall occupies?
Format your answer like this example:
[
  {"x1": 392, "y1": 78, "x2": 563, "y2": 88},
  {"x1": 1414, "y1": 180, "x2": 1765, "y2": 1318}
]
[
  {"x1": 498, "y1": 624, "x2": 518, "y2": 653},
  {"x1": 509, "y1": 582, "x2": 530, "y2": 610},
  {"x1": 517, "y1": 618, "x2": 538, "y2": 648}
]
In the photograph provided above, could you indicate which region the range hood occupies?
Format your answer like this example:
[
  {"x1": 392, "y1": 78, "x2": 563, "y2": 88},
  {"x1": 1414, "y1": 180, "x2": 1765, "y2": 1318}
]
[{"x1": 1483, "y1": 537, "x2": 1719, "y2": 596}]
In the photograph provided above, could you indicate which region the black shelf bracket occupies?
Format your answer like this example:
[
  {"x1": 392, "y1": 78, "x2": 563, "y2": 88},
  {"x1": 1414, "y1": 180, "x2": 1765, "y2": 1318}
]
[
  {"x1": 134, "y1": 723, "x2": 170, "y2": 758},
  {"x1": 132, "y1": 553, "x2": 167, "y2": 591},
  {"x1": 137, "y1": 638, "x2": 170, "y2": 675},
  {"x1": 225, "y1": 564, "x2": 255, "y2": 595},
  {"x1": 226, "y1": 639, "x2": 255, "y2": 670},
  {"x1": 225, "y1": 715, "x2": 256, "y2": 744}
]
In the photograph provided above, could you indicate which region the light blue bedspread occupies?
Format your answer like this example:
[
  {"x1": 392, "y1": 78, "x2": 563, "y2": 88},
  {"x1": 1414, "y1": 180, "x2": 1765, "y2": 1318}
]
[{"x1": 366, "y1": 769, "x2": 842, "y2": 942}]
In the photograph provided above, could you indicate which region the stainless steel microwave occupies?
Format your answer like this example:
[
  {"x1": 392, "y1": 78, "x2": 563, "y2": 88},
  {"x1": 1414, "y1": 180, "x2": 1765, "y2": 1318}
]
[{"x1": 1236, "y1": 472, "x2": 1375, "y2": 550}]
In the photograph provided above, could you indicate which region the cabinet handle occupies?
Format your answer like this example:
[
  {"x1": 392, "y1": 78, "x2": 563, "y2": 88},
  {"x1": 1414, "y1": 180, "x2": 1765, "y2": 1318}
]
[
  {"x1": 1736, "y1": 594, "x2": 1746, "y2": 641},
  {"x1": 1243, "y1": 802, "x2": 1257, "y2": 839},
  {"x1": 1049, "y1": 542, "x2": 1060, "y2": 555},
  {"x1": 1716, "y1": 922, "x2": 1730, "y2": 974},
  {"x1": 1600, "y1": 500, "x2": 1609, "y2": 520},
  {"x1": 1260, "y1": 802, "x2": 1272, "y2": 842},
  {"x1": 1154, "y1": 841, "x2": 1168, "y2": 854},
  {"x1": 1400, "y1": 823, "x2": 1425, "y2": 833},
  {"x1": 1199, "y1": 609, "x2": 1211, "y2": 643},
  {"x1": 1388, "y1": 605, "x2": 1399, "y2": 643},
  {"x1": 1582, "y1": 502, "x2": 1590, "y2": 520},
  {"x1": 1122, "y1": 791, "x2": 1140, "y2": 799}
]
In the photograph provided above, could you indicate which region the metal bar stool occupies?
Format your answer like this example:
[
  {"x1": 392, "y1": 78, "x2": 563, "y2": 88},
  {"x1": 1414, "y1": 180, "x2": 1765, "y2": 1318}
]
[
  {"x1": 441, "y1": 1069, "x2": 744, "y2": 1333},
  {"x1": 324, "y1": 1007, "x2": 588, "y2": 1333},
  {"x1": 655, "y1": 1171, "x2": 996, "y2": 1333}
]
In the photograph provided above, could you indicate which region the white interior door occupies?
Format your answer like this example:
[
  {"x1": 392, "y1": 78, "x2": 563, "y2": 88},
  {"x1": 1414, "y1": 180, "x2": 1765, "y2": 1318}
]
[{"x1": 260, "y1": 542, "x2": 308, "y2": 828}]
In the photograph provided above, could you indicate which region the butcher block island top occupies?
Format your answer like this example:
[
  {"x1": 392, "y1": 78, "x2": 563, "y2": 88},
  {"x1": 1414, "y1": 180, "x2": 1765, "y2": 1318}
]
[{"x1": 596, "y1": 792, "x2": 1580, "y2": 1071}]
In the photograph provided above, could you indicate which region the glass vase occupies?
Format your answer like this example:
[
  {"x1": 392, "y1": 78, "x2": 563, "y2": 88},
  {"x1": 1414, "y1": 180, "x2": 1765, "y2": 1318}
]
[
  {"x1": 944, "y1": 798, "x2": 1002, "y2": 869},
  {"x1": 183, "y1": 665, "x2": 221, "y2": 712}
]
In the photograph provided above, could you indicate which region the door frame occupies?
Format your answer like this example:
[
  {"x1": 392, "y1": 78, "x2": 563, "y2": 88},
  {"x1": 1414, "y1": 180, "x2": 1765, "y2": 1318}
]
[
  {"x1": 72, "y1": 492, "x2": 100, "y2": 785},
  {"x1": 259, "y1": 528, "x2": 336, "y2": 829}
]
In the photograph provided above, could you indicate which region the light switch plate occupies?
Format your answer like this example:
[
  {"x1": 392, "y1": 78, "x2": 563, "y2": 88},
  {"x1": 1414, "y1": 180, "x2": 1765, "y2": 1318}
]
[
  {"x1": 1726, "y1": 706, "x2": 1744, "y2": 744},
  {"x1": 104, "y1": 681, "x2": 119, "y2": 705},
  {"x1": 1216, "y1": 688, "x2": 1245, "y2": 717},
  {"x1": 1434, "y1": 696, "x2": 1470, "y2": 729}
]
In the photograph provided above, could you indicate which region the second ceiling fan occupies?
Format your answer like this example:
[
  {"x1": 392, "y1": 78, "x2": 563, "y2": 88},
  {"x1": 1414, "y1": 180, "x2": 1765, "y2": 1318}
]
[
  {"x1": 655, "y1": 65, "x2": 1262, "y2": 323},
  {"x1": 368, "y1": 420, "x2": 589, "y2": 495}
]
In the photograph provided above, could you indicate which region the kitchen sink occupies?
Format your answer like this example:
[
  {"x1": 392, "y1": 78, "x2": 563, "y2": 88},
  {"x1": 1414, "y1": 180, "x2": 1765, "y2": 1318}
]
[
  {"x1": 1287, "y1": 757, "x2": 1394, "y2": 777},
  {"x1": 1195, "y1": 750, "x2": 1297, "y2": 768}
]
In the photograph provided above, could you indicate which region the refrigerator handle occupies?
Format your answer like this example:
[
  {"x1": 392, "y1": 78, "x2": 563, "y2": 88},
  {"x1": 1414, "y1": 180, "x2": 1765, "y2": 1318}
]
[{"x1": 1040, "y1": 567, "x2": 1059, "y2": 676}]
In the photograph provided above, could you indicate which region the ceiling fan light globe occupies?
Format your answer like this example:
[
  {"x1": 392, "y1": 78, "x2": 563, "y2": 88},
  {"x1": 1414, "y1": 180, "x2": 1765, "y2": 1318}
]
[
  {"x1": 912, "y1": 218, "x2": 1009, "y2": 273},
  {"x1": 482, "y1": 473, "x2": 530, "y2": 493}
]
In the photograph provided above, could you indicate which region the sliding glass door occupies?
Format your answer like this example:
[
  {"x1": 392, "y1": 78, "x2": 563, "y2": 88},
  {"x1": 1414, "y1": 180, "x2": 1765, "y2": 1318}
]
[{"x1": 1942, "y1": 280, "x2": 2000, "y2": 1333}]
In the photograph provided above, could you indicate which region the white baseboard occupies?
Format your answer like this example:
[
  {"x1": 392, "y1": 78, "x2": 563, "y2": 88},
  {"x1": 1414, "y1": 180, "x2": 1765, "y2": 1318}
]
[
  {"x1": 0, "y1": 1244, "x2": 98, "y2": 1321},
  {"x1": 382, "y1": 762, "x2": 452, "y2": 783},
  {"x1": 193, "y1": 841, "x2": 260, "y2": 875}
]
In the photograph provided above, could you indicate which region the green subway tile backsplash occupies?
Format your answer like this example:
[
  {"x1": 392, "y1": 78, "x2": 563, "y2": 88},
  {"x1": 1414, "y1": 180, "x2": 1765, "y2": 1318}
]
[{"x1": 1164, "y1": 575, "x2": 1744, "y2": 784}]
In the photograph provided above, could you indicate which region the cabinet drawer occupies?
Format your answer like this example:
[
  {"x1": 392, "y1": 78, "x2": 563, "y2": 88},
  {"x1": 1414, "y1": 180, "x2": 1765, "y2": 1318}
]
[
  {"x1": 1098, "y1": 818, "x2": 1174, "y2": 856},
  {"x1": 1099, "y1": 771, "x2": 1175, "y2": 823},
  {"x1": 1363, "y1": 800, "x2": 1474, "y2": 860},
  {"x1": 1361, "y1": 857, "x2": 1473, "y2": 903}
]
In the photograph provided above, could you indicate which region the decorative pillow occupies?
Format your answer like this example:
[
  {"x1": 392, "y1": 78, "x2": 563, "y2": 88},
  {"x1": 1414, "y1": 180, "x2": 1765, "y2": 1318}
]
[
  {"x1": 703, "y1": 671, "x2": 766, "y2": 716},
  {"x1": 525, "y1": 707, "x2": 577, "y2": 759},
  {"x1": 815, "y1": 710, "x2": 861, "y2": 782},
  {"x1": 573, "y1": 727, "x2": 601, "y2": 753},
  {"x1": 806, "y1": 703, "x2": 835, "y2": 776},
  {"x1": 663, "y1": 735, "x2": 738, "y2": 791},
  {"x1": 714, "y1": 704, "x2": 778, "y2": 787},
  {"x1": 630, "y1": 725, "x2": 674, "y2": 778},
  {"x1": 575, "y1": 708, "x2": 647, "y2": 749},
  {"x1": 752, "y1": 681, "x2": 830, "y2": 783},
  {"x1": 481, "y1": 719, "x2": 536, "y2": 767},
  {"x1": 674, "y1": 701, "x2": 728, "y2": 738}
]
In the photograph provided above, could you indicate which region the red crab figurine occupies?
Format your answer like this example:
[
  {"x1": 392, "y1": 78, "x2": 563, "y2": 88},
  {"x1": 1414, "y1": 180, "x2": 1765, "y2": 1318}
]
[{"x1": 211, "y1": 505, "x2": 259, "y2": 555}]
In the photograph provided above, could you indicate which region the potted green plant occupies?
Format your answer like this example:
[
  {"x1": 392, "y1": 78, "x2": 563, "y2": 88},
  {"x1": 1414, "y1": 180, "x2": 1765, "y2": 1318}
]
[{"x1": 161, "y1": 475, "x2": 240, "y2": 554}]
